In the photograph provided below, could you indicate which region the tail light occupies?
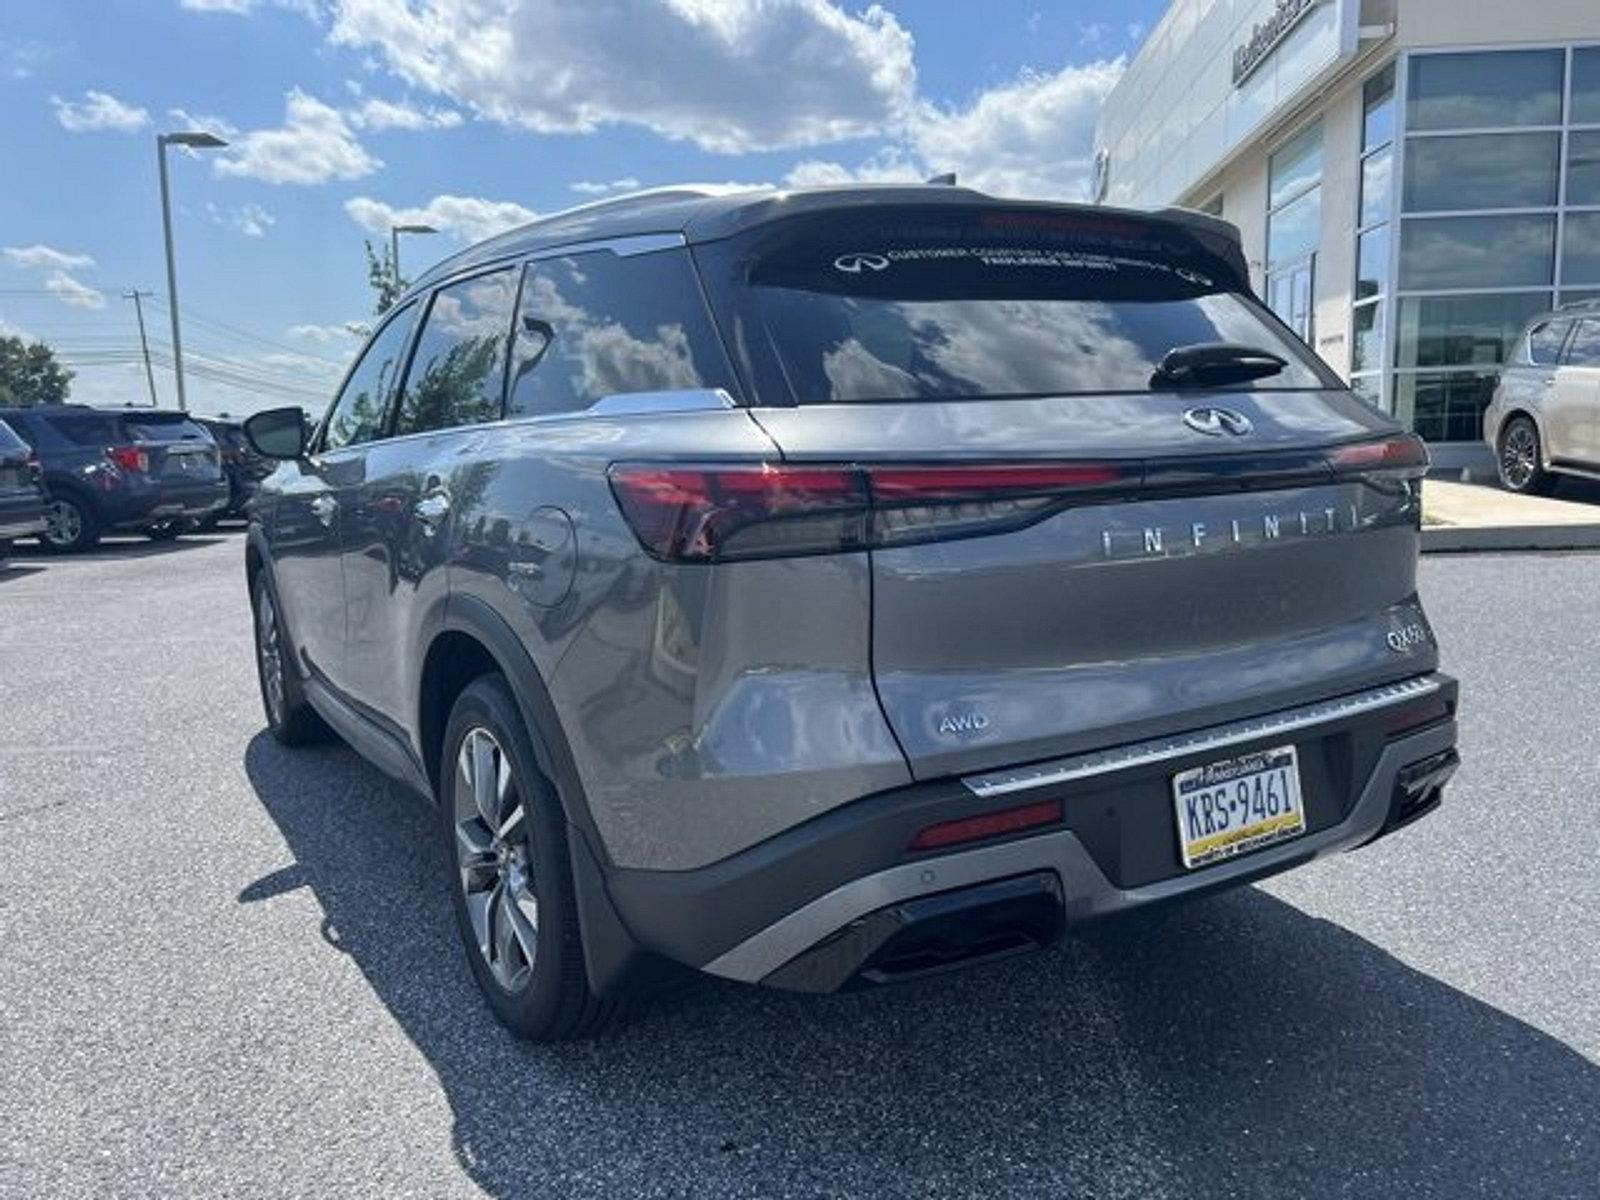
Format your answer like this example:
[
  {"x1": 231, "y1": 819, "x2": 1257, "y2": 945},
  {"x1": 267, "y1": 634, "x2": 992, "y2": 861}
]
[
  {"x1": 608, "y1": 461, "x2": 1138, "y2": 562},
  {"x1": 25, "y1": 452, "x2": 42, "y2": 485},
  {"x1": 1327, "y1": 434, "x2": 1428, "y2": 476},
  {"x1": 106, "y1": 445, "x2": 149, "y2": 473}
]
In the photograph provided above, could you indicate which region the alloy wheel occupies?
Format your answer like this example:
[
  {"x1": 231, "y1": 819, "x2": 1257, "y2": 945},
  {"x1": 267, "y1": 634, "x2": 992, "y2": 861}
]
[
  {"x1": 43, "y1": 500, "x2": 82, "y2": 548},
  {"x1": 256, "y1": 590, "x2": 286, "y2": 727},
  {"x1": 1501, "y1": 423, "x2": 1538, "y2": 490},
  {"x1": 453, "y1": 727, "x2": 539, "y2": 991}
]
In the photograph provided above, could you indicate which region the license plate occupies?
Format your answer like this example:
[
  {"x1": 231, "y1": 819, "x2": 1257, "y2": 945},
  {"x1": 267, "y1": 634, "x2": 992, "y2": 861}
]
[{"x1": 1172, "y1": 745, "x2": 1305, "y2": 870}]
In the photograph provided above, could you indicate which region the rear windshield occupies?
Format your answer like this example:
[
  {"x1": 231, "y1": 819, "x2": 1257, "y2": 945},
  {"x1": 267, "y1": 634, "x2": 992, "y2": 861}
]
[
  {"x1": 45, "y1": 413, "x2": 125, "y2": 446},
  {"x1": 122, "y1": 415, "x2": 211, "y2": 443},
  {"x1": 708, "y1": 209, "x2": 1333, "y2": 404}
]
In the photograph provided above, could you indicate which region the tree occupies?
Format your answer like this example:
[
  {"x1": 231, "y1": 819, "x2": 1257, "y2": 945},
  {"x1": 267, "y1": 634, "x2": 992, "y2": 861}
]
[
  {"x1": 364, "y1": 240, "x2": 405, "y2": 315},
  {"x1": 0, "y1": 335, "x2": 73, "y2": 407}
]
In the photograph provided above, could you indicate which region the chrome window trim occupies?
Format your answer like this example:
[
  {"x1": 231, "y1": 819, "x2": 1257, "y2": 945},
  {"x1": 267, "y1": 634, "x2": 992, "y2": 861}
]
[
  {"x1": 583, "y1": 388, "x2": 735, "y2": 417},
  {"x1": 962, "y1": 675, "x2": 1443, "y2": 799}
]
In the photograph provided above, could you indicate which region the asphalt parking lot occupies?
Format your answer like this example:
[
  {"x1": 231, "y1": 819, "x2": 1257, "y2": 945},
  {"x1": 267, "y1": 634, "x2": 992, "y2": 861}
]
[{"x1": 2, "y1": 534, "x2": 1597, "y2": 1199}]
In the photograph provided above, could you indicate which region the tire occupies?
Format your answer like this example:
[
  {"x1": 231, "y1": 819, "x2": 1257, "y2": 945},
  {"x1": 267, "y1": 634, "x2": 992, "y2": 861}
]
[
  {"x1": 1497, "y1": 415, "x2": 1556, "y2": 495},
  {"x1": 39, "y1": 494, "x2": 100, "y2": 553},
  {"x1": 251, "y1": 573, "x2": 330, "y2": 746},
  {"x1": 442, "y1": 674, "x2": 617, "y2": 1041}
]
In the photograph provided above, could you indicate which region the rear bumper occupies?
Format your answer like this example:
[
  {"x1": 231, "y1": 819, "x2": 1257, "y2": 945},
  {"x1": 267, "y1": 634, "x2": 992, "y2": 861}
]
[
  {"x1": 602, "y1": 673, "x2": 1459, "y2": 992},
  {"x1": 101, "y1": 480, "x2": 229, "y2": 529},
  {"x1": 0, "y1": 491, "x2": 47, "y2": 539}
]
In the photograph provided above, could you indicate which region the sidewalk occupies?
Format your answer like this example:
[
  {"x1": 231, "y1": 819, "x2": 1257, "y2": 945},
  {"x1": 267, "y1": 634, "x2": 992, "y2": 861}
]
[{"x1": 1421, "y1": 479, "x2": 1600, "y2": 552}]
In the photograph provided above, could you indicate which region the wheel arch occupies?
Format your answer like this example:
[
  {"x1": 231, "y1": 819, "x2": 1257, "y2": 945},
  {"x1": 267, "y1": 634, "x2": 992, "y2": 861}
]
[
  {"x1": 1496, "y1": 408, "x2": 1547, "y2": 465},
  {"x1": 420, "y1": 594, "x2": 660, "y2": 998}
]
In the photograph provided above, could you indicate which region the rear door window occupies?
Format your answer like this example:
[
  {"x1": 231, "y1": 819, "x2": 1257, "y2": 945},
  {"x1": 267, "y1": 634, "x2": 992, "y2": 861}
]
[
  {"x1": 507, "y1": 248, "x2": 735, "y2": 419},
  {"x1": 1528, "y1": 320, "x2": 1571, "y2": 365},
  {"x1": 700, "y1": 207, "x2": 1333, "y2": 405},
  {"x1": 393, "y1": 267, "x2": 519, "y2": 436},
  {"x1": 45, "y1": 413, "x2": 125, "y2": 446},
  {"x1": 1563, "y1": 318, "x2": 1600, "y2": 366}
]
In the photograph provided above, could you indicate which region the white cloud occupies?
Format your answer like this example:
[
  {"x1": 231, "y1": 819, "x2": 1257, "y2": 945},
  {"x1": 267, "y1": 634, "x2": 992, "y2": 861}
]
[
  {"x1": 178, "y1": 0, "x2": 324, "y2": 16},
  {"x1": 569, "y1": 177, "x2": 641, "y2": 196},
  {"x1": 43, "y1": 270, "x2": 106, "y2": 310},
  {"x1": 287, "y1": 321, "x2": 365, "y2": 344},
  {"x1": 782, "y1": 149, "x2": 923, "y2": 189},
  {"x1": 344, "y1": 193, "x2": 537, "y2": 243},
  {"x1": 167, "y1": 107, "x2": 239, "y2": 141},
  {"x1": 4, "y1": 244, "x2": 96, "y2": 271},
  {"x1": 208, "y1": 202, "x2": 276, "y2": 237},
  {"x1": 51, "y1": 89, "x2": 149, "y2": 133},
  {"x1": 328, "y1": 0, "x2": 915, "y2": 153},
  {"x1": 214, "y1": 89, "x2": 379, "y2": 185},
  {"x1": 911, "y1": 60, "x2": 1125, "y2": 200},
  {"x1": 347, "y1": 96, "x2": 462, "y2": 130}
]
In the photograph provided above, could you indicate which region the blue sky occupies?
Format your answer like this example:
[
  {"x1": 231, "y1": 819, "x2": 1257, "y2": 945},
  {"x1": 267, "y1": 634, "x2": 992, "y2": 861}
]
[{"x1": 0, "y1": 0, "x2": 1162, "y2": 415}]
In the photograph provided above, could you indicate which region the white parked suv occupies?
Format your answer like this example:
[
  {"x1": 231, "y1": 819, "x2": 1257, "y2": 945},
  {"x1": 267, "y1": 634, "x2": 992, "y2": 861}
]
[{"x1": 1484, "y1": 300, "x2": 1600, "y2": 494}]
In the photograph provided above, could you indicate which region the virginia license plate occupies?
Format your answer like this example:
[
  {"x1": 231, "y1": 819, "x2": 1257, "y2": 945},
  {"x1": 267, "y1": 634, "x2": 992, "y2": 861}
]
[{"x1": 1172, "y1": 745, "x2": 1305, "y2": 870}]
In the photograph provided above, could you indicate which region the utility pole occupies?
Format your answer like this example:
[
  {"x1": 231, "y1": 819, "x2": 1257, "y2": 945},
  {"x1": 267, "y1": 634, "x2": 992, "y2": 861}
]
[{"x1": 122, "y1": 290, "x2": 159, "y2": 407}]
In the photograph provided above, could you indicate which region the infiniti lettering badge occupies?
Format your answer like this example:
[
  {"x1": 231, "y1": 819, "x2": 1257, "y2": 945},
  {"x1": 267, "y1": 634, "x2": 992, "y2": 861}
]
[{"x1": 1183, "y1": 407, "x2": 1253, "y2": 437}]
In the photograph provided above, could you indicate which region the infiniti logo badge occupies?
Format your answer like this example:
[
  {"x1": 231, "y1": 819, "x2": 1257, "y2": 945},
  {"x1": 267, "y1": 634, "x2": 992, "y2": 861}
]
[
  {"x1": 1183, "y1": 406, "x2": 1253, "y2": 437},
  {"x1": 833, "y1": 252, "x2": 890, "y2": 274}
]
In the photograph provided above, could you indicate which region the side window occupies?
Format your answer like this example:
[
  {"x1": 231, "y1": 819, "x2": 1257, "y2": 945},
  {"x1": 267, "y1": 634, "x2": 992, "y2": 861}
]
[
  {"x1": 323, "y1": 303, "x2": 417, "y2": 452},
  {"x1": 1527, "y1": 320, "x2": 1570, "y2": 366},
  {"x1": 1564, "y1": 318, "x2": 1600, "y2": 367},
  {"x1": 393, "y1": 267, "x2": 519, "y2": 436},
  {"x1": 507, "y1": 248, "x2": 734, "y2": 418}
]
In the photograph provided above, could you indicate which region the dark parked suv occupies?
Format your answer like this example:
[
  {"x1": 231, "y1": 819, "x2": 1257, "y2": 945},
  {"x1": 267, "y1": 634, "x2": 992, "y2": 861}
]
[
  {"x1": 194, "y1": 415, "x2": 276, "y2": 523},
  {"x1": 0, "y1": 405, "x2": 229, "y2": 551},
  {"x1": 245, "y1": 186, "x2": 1459, "y2": 1040},
  {"x1": 0, "y1": 416, "x2": 48, "y2": 560}
]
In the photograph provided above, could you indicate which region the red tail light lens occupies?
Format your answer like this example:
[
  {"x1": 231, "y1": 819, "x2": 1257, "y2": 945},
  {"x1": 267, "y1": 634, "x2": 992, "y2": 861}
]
[
  {"x1": 1327, "y1": 435, "x2": 1428, "y2": 475},
  {"x1": 608, "y1": 461, "x2": 1136, "y2": 562},
  {"x1": 106, "y1": 445, "x2": 149, "y2": 473},
  {"x1": 909, "y1": 799, "x2": 1064, "y2": 852}
]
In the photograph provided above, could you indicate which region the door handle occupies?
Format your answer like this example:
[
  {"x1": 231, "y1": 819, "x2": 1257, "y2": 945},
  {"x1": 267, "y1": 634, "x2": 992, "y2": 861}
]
[
  {"x1": 414, "y1": 492, "x2": 451, "y2": 535},
  {"x1": 310, "y1": 494, "x2": 338, "y2": 527}
]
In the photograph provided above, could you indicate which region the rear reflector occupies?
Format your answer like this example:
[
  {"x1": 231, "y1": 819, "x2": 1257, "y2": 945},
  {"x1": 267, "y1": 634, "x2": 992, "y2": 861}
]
[{"x1": 908, "y1": 799, "x2": 1064, "y2": 852}]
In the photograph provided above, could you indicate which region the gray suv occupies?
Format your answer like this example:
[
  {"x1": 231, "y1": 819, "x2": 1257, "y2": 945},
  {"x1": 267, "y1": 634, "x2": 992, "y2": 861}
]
[
  {"x1": 1483, "y1": 300, "x2": 1600, "y2": 493},
  {"x1": 244, "y1": 186, "x2": 1459, "y2": 1040}
]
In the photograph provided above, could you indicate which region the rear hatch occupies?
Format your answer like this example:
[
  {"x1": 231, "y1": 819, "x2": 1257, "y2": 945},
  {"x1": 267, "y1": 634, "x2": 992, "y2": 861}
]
[
  {"x1": 121, "y1": 413, "x2": 224, "y2": 484},
  {"x1": 694, "y1": 201, "x2": 1436, "y2": 780}
]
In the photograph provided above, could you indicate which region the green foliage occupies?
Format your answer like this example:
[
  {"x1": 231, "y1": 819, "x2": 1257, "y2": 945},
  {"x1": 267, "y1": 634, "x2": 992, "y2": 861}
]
[
  {"x1": 0, "y1": 335, "x2": 73, "y2": 407},
  {"x1": 364, "y1": 239, "x2": 406, "y2": 315}
]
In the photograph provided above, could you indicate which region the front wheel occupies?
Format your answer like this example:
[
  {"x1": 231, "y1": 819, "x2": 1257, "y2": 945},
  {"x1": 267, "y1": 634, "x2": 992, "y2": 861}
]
[
  {"x1": 443, "y1": 674, "x2": 616, "y2": 1041},
  {"x1": 1498, "y1": 416, "x2": 1555, "y2": 495},
  {"x1": 252, "y1": 574, "x2": 329, "y2": 745}
]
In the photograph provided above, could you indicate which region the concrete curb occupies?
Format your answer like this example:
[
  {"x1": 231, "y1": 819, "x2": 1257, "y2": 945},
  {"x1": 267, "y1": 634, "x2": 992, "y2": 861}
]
[{"x1": 1422, "y1": 524, "x2": 1600, "y2": 553}]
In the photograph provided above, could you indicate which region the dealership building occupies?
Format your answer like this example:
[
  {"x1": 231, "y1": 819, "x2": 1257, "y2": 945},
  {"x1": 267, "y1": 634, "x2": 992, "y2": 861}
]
[{"x1": 1094, "y1": 0, "x2": 1600, "y2": 460}]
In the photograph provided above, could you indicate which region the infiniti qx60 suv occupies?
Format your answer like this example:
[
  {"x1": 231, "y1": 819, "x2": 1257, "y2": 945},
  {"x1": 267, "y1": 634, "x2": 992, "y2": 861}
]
[{"x1": 244, "y1": 186, "x2": 1459, "y2": 1039}]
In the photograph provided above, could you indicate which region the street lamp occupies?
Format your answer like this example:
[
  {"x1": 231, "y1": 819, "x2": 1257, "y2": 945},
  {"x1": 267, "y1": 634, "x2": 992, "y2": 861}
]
[
  {"x1": 156, "y1": 129, "x2": 228, "y2": 412},
  {"x1": 390, "y1": 223, "x2": 438, "y2": 291}
]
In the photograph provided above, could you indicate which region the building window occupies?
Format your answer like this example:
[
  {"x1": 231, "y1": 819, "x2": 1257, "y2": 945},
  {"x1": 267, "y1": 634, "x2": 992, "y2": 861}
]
[
  {"x1": 1391, "y1": 46, "x2": 1600, "y2": 442},
  {"x1": 1350, "y1": 67, "x2": 1393, "y2": 408},
  {"x1": 1267, "y1": 122, "x2": 1321, "y2": 341}
]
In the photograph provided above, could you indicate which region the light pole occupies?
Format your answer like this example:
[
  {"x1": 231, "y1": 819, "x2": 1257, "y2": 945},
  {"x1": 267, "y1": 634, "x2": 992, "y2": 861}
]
[
  {"x1": 389, "y1": 223, "x2": 438, "y2": 293},
  {"x1": 157, "y1": 129, "x2": 228, "y2": 412}
]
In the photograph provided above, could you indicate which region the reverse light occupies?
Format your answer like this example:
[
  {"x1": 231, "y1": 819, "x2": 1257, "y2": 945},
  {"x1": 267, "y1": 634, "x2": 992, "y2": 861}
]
[
  {"x1": 106, "y1": 445, "x2": 150, "y2": 474},
  {"x1": 908, "y1": 800, "x2": 1064, "y2": 852}
]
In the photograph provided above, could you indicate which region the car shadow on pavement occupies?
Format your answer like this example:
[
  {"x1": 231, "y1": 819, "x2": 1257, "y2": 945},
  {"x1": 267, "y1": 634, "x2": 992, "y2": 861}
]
[{"x1": 242, "y1": 733, "x2": 1600, "y2": 1200}]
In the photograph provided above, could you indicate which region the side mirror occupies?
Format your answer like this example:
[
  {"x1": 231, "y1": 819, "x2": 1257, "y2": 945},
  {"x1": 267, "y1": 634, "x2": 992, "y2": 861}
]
[{"x1": 244, "y1": 406, "x2": 309, "y2": 460}]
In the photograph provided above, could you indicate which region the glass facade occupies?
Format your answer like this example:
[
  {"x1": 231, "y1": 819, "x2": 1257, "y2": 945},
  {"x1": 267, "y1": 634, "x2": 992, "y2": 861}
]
[
  {"x1": 1267, "y1": 122, "x2": 1322, "y2": 341},
  {"x1": 1390, "y1": 46, "x2": 1600, "y2": 442},
  {"x1": 1349, "y1": 67, "x2": 1393, "y2": 405}
]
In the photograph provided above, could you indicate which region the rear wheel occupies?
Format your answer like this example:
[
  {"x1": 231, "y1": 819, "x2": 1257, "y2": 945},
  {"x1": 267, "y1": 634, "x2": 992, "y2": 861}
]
[
  {"x1": 39, "y1": 495, "x2": 99, "y2": 553},
  {"x1": 252, "y1": 574, "x2": 328, "y2": 745},
  {"x1": 443, "y1": 674, "x2": 616, "y2": 1041},
  {"x1": 1498, "y1": 416, "x2": 1555, "y2": 495}
]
